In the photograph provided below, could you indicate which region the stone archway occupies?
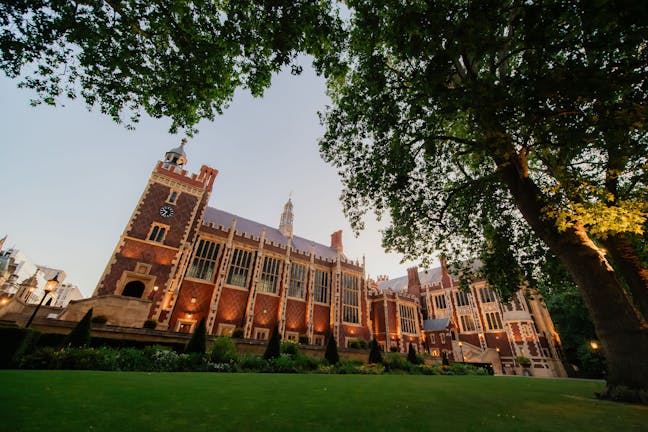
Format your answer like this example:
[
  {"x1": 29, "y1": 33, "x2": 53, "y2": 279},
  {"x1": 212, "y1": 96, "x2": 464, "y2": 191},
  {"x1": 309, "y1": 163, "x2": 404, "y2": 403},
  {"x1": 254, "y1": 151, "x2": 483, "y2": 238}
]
[{"x1": 122, "y1": 280, "x2": 146, "y2": 298}]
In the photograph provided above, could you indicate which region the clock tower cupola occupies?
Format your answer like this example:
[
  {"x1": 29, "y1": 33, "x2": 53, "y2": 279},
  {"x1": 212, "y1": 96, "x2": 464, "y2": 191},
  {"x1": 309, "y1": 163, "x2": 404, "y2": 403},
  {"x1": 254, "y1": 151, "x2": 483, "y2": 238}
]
[{"x1": 163, "y1": 138, "x2": 188, "y2": 168}]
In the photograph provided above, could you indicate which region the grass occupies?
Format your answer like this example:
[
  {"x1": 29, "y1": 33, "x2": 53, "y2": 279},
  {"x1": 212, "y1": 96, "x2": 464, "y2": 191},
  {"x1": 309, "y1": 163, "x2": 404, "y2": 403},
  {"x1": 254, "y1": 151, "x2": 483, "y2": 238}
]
[{"x1": 1, "y1": 371, "x2": 646, "y2": 432}]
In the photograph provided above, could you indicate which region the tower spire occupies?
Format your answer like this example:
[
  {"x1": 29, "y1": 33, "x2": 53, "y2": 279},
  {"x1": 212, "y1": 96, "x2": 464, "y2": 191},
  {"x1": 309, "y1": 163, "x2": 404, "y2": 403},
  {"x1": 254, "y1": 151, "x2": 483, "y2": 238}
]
[
  {"x1": 279, "y1": 195, "x2": 294, "y2": 238},
  {"x1": 163, "y1": 138, "x2": 188, "y2": 168}
]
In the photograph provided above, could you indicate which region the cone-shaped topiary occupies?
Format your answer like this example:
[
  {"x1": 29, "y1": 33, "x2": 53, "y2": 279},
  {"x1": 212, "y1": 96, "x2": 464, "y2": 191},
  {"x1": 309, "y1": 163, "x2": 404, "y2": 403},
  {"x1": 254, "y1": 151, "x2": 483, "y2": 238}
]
[
  {"x1": 368, "y1": 338, "x2": 383, "y2": 364},
  {"x1": 325, "y1": 333, "x2": 340, "y2": 365},
  {"x1": 263, "y1": 323, "x2": 281, "y2": 360},
  {"x1": 407, "y1": 342, "x2": 420, "y2": 364},
  {"x1": 62, "y1": 308, "x2": 93, "y2": 348},
  {"x1": 442, "y1": 351, "x2": 450, "y2": 366},
  {"x1": 185, "y1": 317, "x2": 207, "y2": 354}
]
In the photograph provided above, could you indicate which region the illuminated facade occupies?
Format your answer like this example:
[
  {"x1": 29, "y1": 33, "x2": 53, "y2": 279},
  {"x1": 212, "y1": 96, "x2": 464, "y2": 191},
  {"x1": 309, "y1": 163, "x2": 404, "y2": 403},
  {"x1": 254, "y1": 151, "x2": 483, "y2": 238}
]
[{"x1": 94, "y1": 143, "x2": 371, "y2": 346}]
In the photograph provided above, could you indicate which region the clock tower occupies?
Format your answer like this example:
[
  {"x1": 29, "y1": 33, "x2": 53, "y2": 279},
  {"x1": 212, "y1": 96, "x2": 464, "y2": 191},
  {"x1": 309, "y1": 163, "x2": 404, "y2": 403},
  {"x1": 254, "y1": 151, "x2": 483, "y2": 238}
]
[{"x1": 93, "y1": 141, "x2": 218, "y2": 324}]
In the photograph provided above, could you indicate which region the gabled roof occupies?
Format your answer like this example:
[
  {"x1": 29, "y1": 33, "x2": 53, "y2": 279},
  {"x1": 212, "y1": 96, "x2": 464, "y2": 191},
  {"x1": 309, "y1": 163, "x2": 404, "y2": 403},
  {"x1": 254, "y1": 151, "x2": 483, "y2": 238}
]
[{"x1": 202, "y1": 207, "x2": 340, "y2": 260}]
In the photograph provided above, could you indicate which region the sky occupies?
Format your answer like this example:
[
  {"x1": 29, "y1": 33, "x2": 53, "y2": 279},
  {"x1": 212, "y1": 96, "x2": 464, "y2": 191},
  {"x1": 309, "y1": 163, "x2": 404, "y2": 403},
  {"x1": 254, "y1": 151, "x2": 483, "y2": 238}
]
[{"x1": 1, "y1": 61, "x2": 426, "y2": 297}]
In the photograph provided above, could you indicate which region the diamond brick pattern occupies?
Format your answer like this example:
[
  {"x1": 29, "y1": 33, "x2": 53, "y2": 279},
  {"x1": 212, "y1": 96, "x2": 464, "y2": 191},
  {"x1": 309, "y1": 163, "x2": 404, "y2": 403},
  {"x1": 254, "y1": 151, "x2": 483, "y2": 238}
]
[{"x1": 285, "y1": 299, "x2": 306, "y2": 333}]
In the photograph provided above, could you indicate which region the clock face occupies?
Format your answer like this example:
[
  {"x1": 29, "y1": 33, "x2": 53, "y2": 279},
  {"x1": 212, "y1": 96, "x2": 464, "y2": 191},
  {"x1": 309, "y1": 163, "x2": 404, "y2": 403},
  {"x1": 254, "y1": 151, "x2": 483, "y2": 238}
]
[{"x1": 159, "y1": 206, "x2": 175, "y2": 218}]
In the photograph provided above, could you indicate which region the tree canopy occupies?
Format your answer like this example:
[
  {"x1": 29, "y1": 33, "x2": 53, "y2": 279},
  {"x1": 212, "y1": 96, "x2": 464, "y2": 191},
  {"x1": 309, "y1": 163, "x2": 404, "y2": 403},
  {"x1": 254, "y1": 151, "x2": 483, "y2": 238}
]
[
  {"x1": 0, "y1": 0, "x2": 342, "y2": 133},
  {"x1": 2, "y1": 0, "x2": 647, "y2": 401}
]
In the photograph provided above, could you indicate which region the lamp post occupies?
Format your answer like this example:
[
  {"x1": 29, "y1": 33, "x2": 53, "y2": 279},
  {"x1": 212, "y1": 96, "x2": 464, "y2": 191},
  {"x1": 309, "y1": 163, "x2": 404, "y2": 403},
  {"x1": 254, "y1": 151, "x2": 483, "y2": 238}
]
[
  {"x1": 25, "y1": 273, "x2": 59, "y2": 328},
  {"x1": 458, "y1": 341, "x2": 465, "y2": 362},
  {"x1": 496, "y1": 347, "x2": 505, "y2": 375}
]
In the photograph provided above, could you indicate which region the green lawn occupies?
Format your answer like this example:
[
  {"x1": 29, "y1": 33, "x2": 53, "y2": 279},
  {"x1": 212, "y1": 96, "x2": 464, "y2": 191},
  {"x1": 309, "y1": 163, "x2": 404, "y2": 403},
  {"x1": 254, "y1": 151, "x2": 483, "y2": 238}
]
[{"x1": 1, "y1": 371, "x2": 646, "y2": 432}]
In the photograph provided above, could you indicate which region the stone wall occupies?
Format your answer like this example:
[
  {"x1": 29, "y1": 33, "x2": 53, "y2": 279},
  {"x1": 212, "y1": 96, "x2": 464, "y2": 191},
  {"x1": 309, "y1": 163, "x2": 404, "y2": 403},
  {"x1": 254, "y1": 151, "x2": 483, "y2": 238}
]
[{"x1": 59, "y1": 295, "x2": 151, "y2": 328}]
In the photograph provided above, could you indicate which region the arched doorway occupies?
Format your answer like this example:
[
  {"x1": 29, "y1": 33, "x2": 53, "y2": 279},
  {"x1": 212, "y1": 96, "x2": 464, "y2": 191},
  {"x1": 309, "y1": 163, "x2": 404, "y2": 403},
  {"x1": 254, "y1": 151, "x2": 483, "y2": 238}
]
[{"x1": 122, "y1": 280, "x2": 146, "y2": 298}]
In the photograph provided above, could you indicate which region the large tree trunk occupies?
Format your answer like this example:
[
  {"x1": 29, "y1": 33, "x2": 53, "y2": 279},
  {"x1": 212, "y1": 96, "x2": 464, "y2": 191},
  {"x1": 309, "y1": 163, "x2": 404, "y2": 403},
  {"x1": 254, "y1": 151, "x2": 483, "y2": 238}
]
[
  {"x1": 600, "y1": 234, "x2": 648, "y2": 321},
  {"x1": 496, "y1": 156, "x2": 648, "y2": 403},
  {"x1": 546, "y1": 225, "x2": 648, "y2": 401}
]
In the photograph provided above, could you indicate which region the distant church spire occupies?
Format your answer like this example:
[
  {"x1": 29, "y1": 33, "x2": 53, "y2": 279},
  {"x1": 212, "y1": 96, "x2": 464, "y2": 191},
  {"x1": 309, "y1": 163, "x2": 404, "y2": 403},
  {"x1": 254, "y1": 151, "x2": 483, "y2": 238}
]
[
  {"x1": 163, "y1": 138, "x2": 188, "y2": 168},
  {"x1": 279, "y1": 195, "x2": 294, "y2": 238}
]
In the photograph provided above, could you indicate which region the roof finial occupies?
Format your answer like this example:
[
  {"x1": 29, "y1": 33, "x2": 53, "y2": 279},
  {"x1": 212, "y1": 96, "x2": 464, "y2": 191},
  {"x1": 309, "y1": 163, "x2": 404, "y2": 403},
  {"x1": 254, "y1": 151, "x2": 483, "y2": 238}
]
[{"x1": 181, "y1": 137, "x2": 187, "y2": 147}]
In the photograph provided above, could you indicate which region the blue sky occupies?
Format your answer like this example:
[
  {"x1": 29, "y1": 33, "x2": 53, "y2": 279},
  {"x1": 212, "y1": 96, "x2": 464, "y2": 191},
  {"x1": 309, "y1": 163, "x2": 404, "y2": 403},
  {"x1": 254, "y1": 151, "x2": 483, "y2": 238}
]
[{"x1": 1, "y1": 62, "x2": 422, "y2": 297}]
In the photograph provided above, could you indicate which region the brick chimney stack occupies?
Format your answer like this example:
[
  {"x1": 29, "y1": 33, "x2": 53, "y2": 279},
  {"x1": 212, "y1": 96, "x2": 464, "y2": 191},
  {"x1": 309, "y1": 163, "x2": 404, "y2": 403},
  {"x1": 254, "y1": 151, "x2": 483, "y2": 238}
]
[
  {"x1": 407, "y1": 266, "x2": 421, "y2": 296},
  {"x1": 330, "y1": 230, "x2": 343, "y2": 254}
]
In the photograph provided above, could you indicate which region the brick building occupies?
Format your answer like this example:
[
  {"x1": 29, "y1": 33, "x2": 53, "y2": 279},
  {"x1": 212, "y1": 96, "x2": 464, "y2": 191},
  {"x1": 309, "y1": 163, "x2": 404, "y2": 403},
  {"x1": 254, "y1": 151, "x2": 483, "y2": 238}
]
[
  {"x1": 370, "y1": 260, "x2": 567, "y2": 377},
  {"x1": 92, "y1": 143, "x2": 371, "y2": 346},
  {"x1": 79, "y1": 143, "x2": 565, "y2": 377}
]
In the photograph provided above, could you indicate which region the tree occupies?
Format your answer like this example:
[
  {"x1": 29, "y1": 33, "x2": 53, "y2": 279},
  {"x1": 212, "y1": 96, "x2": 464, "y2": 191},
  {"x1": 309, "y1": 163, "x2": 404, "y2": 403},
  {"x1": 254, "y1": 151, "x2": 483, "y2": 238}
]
[
  {"x1": 407, "y1": 342, "x2": 420, "y2": 365},
  {"x1": 317, "y1": 1, "x2": 648, "y2": 402},
  {"x1": 3, "y1": 1, "x2": 647, "y2": 401},
  {"x1": 63, "y1": 308, "x2": 92, "y2": 348},
  {"x1": 324, "y1": 334, "x2": 339, "y2": 365},
  {"x1": 264, "y1": 324, "x2": 281, "y2": 360},
  {"x1": 185, "y1": 317, "x2": 207, "y2": 355},
  {"x1": 368, "y1": 338, "x2": 383, "y2": 364}
]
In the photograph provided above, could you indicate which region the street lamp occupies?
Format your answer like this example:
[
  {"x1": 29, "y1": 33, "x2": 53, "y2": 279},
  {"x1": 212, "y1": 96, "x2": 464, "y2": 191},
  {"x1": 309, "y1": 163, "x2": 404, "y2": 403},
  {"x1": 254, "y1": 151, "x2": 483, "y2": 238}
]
[
  {"x1": 25, "y1": 273, "x2": 59, "y2": 328},
  {"x1": 458, "y1": 341, "x2": 465, "y2": 362}
]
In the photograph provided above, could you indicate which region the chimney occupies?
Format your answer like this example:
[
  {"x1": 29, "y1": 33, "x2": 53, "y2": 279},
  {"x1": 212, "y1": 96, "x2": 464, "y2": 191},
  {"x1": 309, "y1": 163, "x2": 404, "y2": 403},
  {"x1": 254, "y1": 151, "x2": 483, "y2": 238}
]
[
  {"x1": 330, "y1": 230, "x2": 343, "y2": 253},
  {"x1": 440, "y1": 255, "x2": 452, "y2": 287},
  {"x1": 407, "y1": 266, "x2": 421, "y2": 296}
]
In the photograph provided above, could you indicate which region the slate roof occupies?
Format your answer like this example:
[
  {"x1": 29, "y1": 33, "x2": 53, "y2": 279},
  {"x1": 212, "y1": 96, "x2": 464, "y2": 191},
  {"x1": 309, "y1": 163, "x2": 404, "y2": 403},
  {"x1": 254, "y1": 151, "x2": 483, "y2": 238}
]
[
  {"x1": 375, "y1": 260, "x2": 482, "y2": 292},
  {"x1": 202, "y1": 207, "x2": 340, "y2": 261},
  {"x1": 423, "y1": 317, "x2": 451, "y2": 331},
  {"x1": 376, "y1": 267, "x2": 444, "y2": 292}
]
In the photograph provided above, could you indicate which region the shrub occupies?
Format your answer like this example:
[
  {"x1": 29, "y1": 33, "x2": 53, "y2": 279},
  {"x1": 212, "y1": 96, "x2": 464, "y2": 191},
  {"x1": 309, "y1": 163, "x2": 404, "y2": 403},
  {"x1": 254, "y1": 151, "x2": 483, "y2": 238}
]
[
  {"x1": 281, "y1": 341, "x2": 298, "y2": 356},
  {"x1": 368, "y1": 338, "x2": 383, "y2": 364},
  {"x1": 358, "y1": 339, "x2": 369, "y2": 349},
  {"x1": 151, "y1": 349, "x2": 181, "y2": 372},
  {"x1": 298, "y1": 334, "x2": 309, "y2": 344},
  {"x1": 185, "y1": 318, "x2": 207, "y2": 355},
  {"x1": 91, "y1": 315, "x2": 108, "y2": 325},
  {"x1": 515, "y1": 356, "x2": 531, "y2": 367},
  {"x1": 390, "y1": 346, "x2": 398, "y2": 352},
  {"x1": 348, "y1": 340, "x2": 361, "y2": 349},
  {"x1": 143, "y1": 319, "x2": 157, "y2": 329},
  {"x1": 0, "y1": 326, "x2": 42, "y2": 368},
  {"x1": 178, "y1": 352, "x2": 208, "y2": 372},
  {"x1": 19, "y1": 347, "x2": 58, "y2": 370},
  {"x1": 383, "y1": 353, "x2": 409, "y2": 372},
  {"x1": 269, "y1": 354, "x2": 297, "y2": 373},
  {"x1": 264, "y1": 324, "x2": 281, "y2": 360},
  {"x1": 57, "y1": 347, "x2": 112, "y2": 370},
  {"x1": 293, "y1": 353, "x2": 319, "y2": 371},
  {"x1": 324, "y1": 334, "x2": 339, "y2": 365},
  {"x1": 231, "y1": 328, "x2": 245, "y2": 339},
  {"x1": 211, "y1": 336, "x2": 237, "y2": 363},
  {"x1": 117, "y1": 348, "x2": 155, "y2": 371},
  {"x1": 358, "y1": 363, "x2": 385, "y2": 375},
  {"x1": 237, "y1": 354, "x2": 267, "y2": 372},
  {"x1": 62, "y1": 308, "x2": 93, "y2": 348}
]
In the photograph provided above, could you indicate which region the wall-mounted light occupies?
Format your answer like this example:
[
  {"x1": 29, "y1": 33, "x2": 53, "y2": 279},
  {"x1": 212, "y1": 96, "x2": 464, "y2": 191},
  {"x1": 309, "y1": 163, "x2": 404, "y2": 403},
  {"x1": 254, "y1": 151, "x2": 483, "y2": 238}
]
[
  {"x1": 590, "y1": 341, "x2": 599, "y2": 350},
  {"x1": 191, "y1": 297, "x2": 197, "y2": 304},
  {"x1": 153, "y1": 286, "x2": 159, "y2": 292},
  {"x1": 187, "y1": 313, "x2": 193, "y2": 319}
]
